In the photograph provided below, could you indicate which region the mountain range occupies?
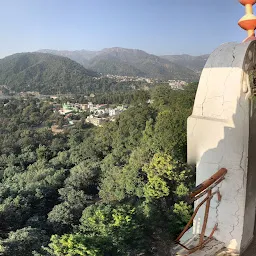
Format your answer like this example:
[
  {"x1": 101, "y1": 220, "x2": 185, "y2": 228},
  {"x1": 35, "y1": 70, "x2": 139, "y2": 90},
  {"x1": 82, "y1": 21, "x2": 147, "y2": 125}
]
[
  {"x1": 0, "y1": 48, "x2": 209, "y2": 95},
  {"x1": 39, "y1": 47, "x2": 208, "y2": 81}
]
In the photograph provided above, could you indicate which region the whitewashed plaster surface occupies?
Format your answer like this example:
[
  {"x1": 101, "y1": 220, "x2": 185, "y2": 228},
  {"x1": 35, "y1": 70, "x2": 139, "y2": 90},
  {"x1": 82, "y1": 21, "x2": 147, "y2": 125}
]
[{"x1": 187, "y1": 41, "x2": 256, "y2": 253}]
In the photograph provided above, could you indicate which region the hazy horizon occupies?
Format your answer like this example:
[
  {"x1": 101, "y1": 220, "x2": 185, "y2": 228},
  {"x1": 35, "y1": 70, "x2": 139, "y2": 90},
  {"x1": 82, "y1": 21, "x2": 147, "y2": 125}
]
[{"x1": 0, "y1": 46, "x2": 211, "y2": 60}]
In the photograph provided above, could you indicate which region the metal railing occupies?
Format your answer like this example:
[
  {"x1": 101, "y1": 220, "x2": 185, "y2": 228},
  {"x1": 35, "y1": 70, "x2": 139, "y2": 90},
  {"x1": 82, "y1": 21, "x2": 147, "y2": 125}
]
[{"x1": 175, "y1": 168, "x2": 228, "y2": 255}]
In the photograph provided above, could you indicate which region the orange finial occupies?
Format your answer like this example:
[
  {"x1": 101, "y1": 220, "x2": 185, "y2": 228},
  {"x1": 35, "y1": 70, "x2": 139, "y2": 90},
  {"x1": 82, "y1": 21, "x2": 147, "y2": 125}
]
[{"x1": 238, "y1": 0, "x2": 256, "y2": 42}]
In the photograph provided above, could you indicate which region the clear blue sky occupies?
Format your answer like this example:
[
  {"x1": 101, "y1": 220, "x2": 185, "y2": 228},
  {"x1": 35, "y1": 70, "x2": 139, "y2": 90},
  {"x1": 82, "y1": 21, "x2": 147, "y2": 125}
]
[{"x1": 0, "y1": 0, "x2": 247, "y2": 58}]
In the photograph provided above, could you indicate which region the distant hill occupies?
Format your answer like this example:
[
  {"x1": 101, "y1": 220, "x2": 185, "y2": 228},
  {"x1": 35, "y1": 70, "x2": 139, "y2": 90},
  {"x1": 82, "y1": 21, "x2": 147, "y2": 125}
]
[
  {"x1": 0, "y1": 52, "x2": 98, "y2": 94},
  {"x1": 39, "y1": 49, "x2": 98, "y2": 67},
  {"x1": 160, "y1": 54, "x2": 209, "y2": 73},
  {"x1": 89, "y1": 54, "x2": 146, "y2": 77},
  {"x1": 39, "y1": 48, "x2": 200, "y2": 82}
]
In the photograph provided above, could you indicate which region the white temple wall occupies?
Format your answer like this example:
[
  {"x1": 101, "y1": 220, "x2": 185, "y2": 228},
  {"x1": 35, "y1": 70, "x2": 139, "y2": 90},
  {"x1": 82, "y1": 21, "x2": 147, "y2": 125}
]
[{"x1": 187, "y1": 41, "x2": 256, "y2": 253}]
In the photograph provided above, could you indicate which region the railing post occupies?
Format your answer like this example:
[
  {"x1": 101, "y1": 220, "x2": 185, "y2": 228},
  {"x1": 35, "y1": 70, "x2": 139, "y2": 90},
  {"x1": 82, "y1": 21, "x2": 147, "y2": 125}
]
[{"x1": 175, "y1": 168, "x2": 227, "y2": 254}]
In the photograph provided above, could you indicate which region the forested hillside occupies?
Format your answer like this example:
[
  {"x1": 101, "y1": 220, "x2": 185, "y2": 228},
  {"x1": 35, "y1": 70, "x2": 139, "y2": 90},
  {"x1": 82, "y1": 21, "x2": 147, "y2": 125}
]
[
  {"x1": 160, "y1": 54, "x2": 209, "y2": 73},
  {"x1": 88, "y1": 55, "x2": 146, "y2": 77},
  {"x1": 0, "y1": 53, "x2": 98, "y2": 94},
  {"x1": 0, "y1": 84, "x2": 197, "y2": 255},
  {"x1": 0, "y1": 53, "x2": 162, "y2": 95}
]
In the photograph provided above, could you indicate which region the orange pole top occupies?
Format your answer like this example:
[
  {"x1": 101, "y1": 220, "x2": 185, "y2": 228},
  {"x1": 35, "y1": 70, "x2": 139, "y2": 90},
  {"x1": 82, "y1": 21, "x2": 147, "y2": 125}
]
[{"x1": 238, "y1": 0, "x2": 256, "y2": 42}]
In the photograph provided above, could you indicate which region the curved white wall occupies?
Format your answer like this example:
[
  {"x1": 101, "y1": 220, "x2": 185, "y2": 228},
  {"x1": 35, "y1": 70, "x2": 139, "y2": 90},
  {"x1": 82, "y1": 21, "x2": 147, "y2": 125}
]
[{"x1": 187, "y1": 41, "x2": 256, "y2": 253}]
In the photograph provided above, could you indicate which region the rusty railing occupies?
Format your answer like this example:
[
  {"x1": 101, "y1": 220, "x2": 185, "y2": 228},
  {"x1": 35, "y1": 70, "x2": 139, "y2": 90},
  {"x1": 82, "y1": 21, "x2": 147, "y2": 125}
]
[{"x1": 175, "y1": 168, "x2": 227, "y2": 255}]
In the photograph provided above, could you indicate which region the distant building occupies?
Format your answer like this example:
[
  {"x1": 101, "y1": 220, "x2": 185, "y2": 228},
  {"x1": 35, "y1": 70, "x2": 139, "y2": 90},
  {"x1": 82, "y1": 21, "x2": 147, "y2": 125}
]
[
  {"x1": 145, "y1": 78, "x2": 152, "y2": 83},
  {"x1": 86, "y1": 115, "x2": 107, "y2": 126},
  {"x1": 88, "y1": 102, "x2": 94, "y2": 111},
  {"x1": 80, "y1": 104, "x2": 88, "y2": 111},
  {"x1": 168, "y1": 80, "x2": 187, "y2": 90},
  {"x1": 109, "y1": 108, "x2": 121, "y2": 117},
  {"x1": 20, "y1": 91, "x2": 40, "y2": 97},
  {"x1": 59, "y1": 103, "x2": 79, "y2": 115}
]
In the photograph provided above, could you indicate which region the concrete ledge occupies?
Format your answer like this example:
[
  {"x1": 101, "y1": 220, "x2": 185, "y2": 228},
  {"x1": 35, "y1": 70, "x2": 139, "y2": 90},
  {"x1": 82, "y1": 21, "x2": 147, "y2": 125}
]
[{"x1": 174, "y1": 235, "x2": 225, "y2": 256}]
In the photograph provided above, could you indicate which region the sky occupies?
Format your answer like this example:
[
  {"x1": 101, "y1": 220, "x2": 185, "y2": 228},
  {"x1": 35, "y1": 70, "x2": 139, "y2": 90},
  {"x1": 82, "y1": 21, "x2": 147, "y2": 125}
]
[{"x1": 0, "y1": 0, "x2": 247, "y2": 58}]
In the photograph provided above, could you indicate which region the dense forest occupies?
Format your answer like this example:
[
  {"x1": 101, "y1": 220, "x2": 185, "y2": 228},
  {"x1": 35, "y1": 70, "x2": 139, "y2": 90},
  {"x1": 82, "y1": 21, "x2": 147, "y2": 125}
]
[{"x1": 0, "y1": 84, "x2": 197, "y2": 256}]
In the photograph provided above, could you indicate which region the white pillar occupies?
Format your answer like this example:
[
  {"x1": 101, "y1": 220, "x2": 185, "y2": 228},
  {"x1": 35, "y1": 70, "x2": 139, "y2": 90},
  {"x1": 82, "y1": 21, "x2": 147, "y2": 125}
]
[{"x1": 187, "y1": 41, "x2": 256, "y2": 253}]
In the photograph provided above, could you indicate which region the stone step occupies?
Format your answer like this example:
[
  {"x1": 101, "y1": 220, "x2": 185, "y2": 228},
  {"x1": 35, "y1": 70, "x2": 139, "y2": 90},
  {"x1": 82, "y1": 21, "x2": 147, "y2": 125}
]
[
  {"x1": 174, "y1": 235, "x2": 226, "y2": 256},
  {"x1": 215, "y1": 248, "x2": 239, "y2": 256}
]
